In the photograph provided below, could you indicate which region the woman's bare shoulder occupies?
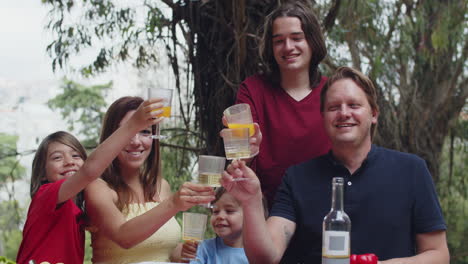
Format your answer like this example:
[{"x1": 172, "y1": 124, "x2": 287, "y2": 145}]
[{"x1": 86, "y1": 178, "x2": 118, "y2": 202}]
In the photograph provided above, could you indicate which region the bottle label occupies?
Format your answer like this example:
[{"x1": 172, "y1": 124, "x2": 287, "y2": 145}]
[
  {"x1": 322, "y1": 230, "x2": 350, "y2": 257},
  {"x1": 322, "y1": 258, "x2": 350, "y2": 264}
]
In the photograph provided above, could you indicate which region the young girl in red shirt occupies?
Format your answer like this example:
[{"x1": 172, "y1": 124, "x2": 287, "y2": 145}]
[{"x1": 16, "y1": 98, "x2": 165, "y2": 264}]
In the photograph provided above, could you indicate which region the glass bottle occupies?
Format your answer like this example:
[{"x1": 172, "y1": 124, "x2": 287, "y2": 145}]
[{"x1": 322, "y1": 177, "x2": 351, "y2": 264}]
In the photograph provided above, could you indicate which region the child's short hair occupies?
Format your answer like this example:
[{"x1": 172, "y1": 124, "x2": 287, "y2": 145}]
[
  {"x1": 212, "y1": 187, "x2": 269, "y2": 219},
  {"x1": 212, "y1": 187, "x2": 228, "y2": 204}
]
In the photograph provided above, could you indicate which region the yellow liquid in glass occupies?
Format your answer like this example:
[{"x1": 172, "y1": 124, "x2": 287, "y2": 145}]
[
  {"x1": 161, "y1": 106, "x2": 171, "y2": 117},
  {"x1": 151, "y1": 106, "x2": 172, "y2": 117},
  {"x1": 225, "y1": 150, "x2": 251, "y2": 160},
  {"x1": 182, "y1": 235, "x2": 202, "y2": 242},
  {"x1": 228, "y1": 123, "x2": 255, "y2": 136},
  {"x1": 198, "y1": 173, "x2": 222, "y2": 187}
]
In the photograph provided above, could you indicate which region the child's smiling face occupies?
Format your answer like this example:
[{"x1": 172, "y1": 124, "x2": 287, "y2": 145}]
[
  {"x1": 211, "y1": 192, "x2": 244, "y2": 246},
  {"x1": 44, "y1": 142, "x2": 84, "y2": 183}
]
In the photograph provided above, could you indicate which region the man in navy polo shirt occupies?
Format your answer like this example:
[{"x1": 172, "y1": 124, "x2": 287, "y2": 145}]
[{"x1": 221, "y1": 67, "x2": 449, "y2": 264}]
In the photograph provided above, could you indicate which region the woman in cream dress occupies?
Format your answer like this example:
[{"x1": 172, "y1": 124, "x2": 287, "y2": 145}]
[{"x1": 85, "y1": 97, "x2": 215, "y2": 263}]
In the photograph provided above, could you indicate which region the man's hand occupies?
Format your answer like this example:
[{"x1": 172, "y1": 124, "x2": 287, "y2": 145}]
[{"x1": 221, "y1": 160, "x2": 262, "y2": 205}]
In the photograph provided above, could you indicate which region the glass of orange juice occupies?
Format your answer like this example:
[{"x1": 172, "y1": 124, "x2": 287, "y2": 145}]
[
  {"x1": 148, "y1": 88, "x2": 173, "y2": 140},
  {"x1": 223, "y1": 103, "x2": 255, "y2": 137}
]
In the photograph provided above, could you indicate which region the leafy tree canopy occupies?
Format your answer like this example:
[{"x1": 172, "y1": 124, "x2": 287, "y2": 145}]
[
  {"x1": 40, "y1": 1, "x2": 467, "y2": 261},
  {"x1": 0, "y1": 133, "x2": 26, "y2": 195},
  {"x1": 47, "y1": 78, "x2": 111, "y2": 147},
  {"x1": 0, "y1": 133, "x2": 25, "y2": 260}
]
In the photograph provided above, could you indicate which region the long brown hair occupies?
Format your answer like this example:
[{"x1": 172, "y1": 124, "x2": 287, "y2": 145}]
[
  {"x1": 320, "y1": 66, "x2": 380, "y2": 138},
  {"x1": 31, "y1": 131, "x2": 87, "y2": 209},
  {"x1": 258, "y1": 0, "x2": 327, "y2": 87},
  {"x1": 99, "y1": 96, "x2": 161, "y2": 212}
]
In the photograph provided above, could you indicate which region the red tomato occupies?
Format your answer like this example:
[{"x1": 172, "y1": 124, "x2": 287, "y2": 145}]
[{"x1": 350, "y1": 254, "x2": 359, "y2": 264}]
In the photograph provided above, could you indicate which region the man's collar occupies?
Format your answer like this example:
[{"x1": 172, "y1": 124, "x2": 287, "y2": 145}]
[{"x1": 325, "y1": 144, "x2": 378, "y2": 169}]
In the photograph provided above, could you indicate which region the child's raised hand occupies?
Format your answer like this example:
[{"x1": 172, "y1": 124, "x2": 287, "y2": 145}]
[
  {"x1": 181, "y1": 240, "x2": 199, "y2": 262},
  {"x1": 170, "y1": 182, "x2": 215, "y2": 211}
]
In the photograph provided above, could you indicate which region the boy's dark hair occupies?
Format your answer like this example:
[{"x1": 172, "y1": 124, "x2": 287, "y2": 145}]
[
  {"x1": 213, "y1": 187, "x2": 269, "y2": 219},
  {"x1": 258, "y1": 0, "x2": 327, "y2": 87}
]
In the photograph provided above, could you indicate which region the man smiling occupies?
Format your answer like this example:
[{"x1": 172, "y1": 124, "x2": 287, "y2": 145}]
[{"x1": 222, "y1": 67, "x2": 449, "y2": 264}]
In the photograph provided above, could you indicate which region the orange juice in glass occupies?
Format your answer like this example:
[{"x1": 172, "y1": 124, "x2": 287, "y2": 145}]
[
  {"x1": 160, "y1": 106, "x2": 172, "y2": 118},
  {"x1": 227, "y1": 123, "x2": 255, "y2": 136},
  {"x1": 148, "y1": 88, "x2": 173, "y2": 139},
  {"x1": 224, "y1": 103, "x2": 255, "y2": 137}
]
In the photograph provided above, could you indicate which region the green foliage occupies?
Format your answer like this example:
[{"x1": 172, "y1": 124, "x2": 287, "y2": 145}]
[
  {"x1": 0, "y1": 256, "x2": 15, "y2": 264},
  {"x1": 42, "y1": 0, "x2": 167, "y2": 75},
  {"x1": 0, "y1": 200, "x2": 23, "y2": 261},
  {"x1": 0, "y1": 230, "x2": 21, "y2": 262},
  {"x1": 47, "y1": 79, "x2": 111, "y2": 147},
  {"x1": 0, "y1": 134, "x2": 25, "y2": 186},
  {"x1": 439, "y1": 117, "x2": 468, "y2": 264},
  {"x1": 161, "y1": 134, "x2": 196, "y2": 194},
  {"x1": 0, "y1": 134, "x2": 25, "y2": 260},
  {"x1": 84, "y1": 231, "x2": 92, "y2": 264}
]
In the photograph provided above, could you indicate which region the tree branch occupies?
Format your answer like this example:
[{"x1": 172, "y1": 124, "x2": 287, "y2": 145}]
[
  {"x1": 160, "y1": 142, "x2": 204, "y2": 152},
  {"x1": 323, "y1": 0, "x2": 341, "y2": 33}
]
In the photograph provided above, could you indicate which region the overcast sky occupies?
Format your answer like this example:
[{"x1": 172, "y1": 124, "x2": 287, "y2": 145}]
[
  {"x1": 0, "y1": 0, "x2": 56, "y2": 81},
  {"x1": 0, "y1": 1, "x2": 106, "y2": 203}
]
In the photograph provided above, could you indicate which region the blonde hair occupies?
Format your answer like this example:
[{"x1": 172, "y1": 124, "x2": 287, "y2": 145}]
[{"x1": 320, "y1": 66, "x2": 380, "y2": 138}]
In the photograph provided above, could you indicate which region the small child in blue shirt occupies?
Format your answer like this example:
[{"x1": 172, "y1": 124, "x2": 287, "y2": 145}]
[{"x1": 178, "y1": 187, "x2": 268, "y2": 264}]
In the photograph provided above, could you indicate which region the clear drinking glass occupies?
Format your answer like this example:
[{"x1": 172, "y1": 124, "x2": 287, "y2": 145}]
[
  {"x1": 198, "y1": 155, "x2": 226, "y2": 208},
  {"x1": 221, "y1": 127, "x2": 251, "y2": 160},
  {"x1": 148, "y1": 87, "x2": 173, "y2": 140},
  {"x1": 182, "y1": 212, "x2": 208, "y2": 262},
  {"x1": 198, "y1": 155, "x2": 226, "y2": 187},
  {"x1": 224, "y1": 103, "x2": 255, "y2": 137}
]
